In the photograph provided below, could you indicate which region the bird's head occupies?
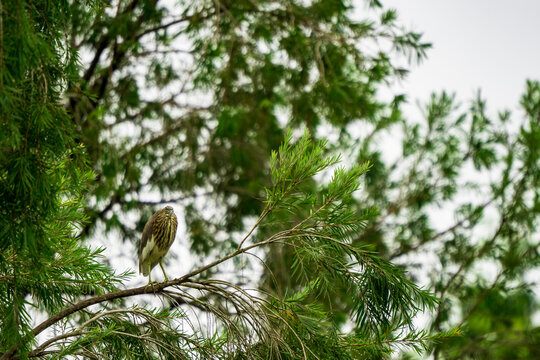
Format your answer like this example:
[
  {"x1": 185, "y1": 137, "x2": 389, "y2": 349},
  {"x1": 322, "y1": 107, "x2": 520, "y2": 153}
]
[{"x1": 164, "y1": 206, "x2": 174, "y2": 216}]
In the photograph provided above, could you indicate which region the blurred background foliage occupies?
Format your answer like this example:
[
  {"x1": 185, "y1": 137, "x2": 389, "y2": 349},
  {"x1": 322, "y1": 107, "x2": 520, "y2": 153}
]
[{"x1": 63, "y1": 0, "x2": 539, "y2": 358}]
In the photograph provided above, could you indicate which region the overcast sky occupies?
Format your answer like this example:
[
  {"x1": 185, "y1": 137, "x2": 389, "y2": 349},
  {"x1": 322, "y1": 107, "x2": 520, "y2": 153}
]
[{"x1": 380, "y1": 0, "x2": 540, "y2": 115}]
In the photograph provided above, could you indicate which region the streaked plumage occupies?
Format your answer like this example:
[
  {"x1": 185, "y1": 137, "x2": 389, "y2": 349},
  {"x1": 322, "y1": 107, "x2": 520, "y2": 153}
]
[{"x1": 139, "y1": 206, "x2": 178, "y2": 283}]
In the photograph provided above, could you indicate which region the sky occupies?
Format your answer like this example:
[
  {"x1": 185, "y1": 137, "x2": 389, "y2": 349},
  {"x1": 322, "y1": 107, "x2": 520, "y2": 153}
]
[{"x1": 380, "y1": 0, "x2": 540, "y2": 115}]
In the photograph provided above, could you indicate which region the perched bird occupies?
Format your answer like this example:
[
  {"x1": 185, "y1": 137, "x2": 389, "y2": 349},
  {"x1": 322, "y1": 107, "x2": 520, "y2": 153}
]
[{"x1": 139, "y1": 206, "x2": 178, "y2": 283}]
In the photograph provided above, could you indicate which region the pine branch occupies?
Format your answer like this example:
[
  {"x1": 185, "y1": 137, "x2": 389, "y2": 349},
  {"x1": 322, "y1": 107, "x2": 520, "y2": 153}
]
[
  {"x1": 1, "y1": 225, "x2": 304, "y2": 359},
  {"x1": 2, "y1": 129, "x2": 441, "y2": 359}
]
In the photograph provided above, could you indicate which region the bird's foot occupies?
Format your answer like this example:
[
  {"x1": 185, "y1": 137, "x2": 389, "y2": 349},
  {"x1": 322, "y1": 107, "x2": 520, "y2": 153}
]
[{"x1": 144, "y1": 281, "x2": 158, "y2": 292}]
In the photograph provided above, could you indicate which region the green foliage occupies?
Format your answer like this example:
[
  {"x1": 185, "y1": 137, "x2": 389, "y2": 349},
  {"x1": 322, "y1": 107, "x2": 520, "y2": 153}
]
[
  {"x1": 0, "y1": 0, "x2": 117, "y2": 354},
  {"x1": 2, "y1": 104, "x2": 449, "y2": 359},
  {"x1": 189, "y1": 133, "x2": 450, "y2": 359},
  {"x1": 1, "y1": 0, "x2": 539, "y2": 359},
  {"x1": 264, "y1": 131, "x2": 438, "y2": 335},
  {"x1": 66, "y1": 0, "x2": 431, "y2": 239}
]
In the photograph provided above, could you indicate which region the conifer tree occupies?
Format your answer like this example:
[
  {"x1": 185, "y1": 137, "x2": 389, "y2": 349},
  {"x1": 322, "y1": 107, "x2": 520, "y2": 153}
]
[{"x1": 0, "y1": 0, "x2": 117, "y2": 356}]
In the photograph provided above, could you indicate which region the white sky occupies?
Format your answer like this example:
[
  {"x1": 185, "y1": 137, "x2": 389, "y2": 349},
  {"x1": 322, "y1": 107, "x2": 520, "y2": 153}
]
[{"x1": 380, "y1": 0, "x2": 540, "y2": 114}]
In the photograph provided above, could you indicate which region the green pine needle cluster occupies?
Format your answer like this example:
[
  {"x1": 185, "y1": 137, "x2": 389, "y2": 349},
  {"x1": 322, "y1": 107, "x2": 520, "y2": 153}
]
[{"x1": 0, "y1": 0, "x2": 117, "y2": 355}]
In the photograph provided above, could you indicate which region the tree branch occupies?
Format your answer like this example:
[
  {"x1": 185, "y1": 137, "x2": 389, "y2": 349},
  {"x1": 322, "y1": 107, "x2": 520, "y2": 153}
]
[{"x1": 1, "y1": 220, "x2": 292, "y2": 359}]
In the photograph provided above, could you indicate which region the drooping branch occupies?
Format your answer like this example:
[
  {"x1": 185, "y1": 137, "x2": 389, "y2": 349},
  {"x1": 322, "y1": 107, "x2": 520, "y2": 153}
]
[
  {"x1": 3, "y1": 192, "x2": 370, "y2": 359},
  {"x1": 1, "y1": 211, "x2": 278, "y2": 359}
]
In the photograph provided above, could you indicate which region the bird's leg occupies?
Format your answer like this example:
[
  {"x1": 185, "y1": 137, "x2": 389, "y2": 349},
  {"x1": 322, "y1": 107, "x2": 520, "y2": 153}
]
[
  {"x1": 159, "y1": 260, "x2": 169, "y2": 282},
  {"x1": 143, "y1": 263, "x2": 157, "y2": 291},
  {"x1": 143, "y1": 262, "x2": 156, "y2": 290}
]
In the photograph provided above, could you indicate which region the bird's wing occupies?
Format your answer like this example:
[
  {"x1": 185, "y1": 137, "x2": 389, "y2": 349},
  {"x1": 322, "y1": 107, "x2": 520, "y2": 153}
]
[{"x1": 139, "y1": 214, "x2": 155, "y2": 273}]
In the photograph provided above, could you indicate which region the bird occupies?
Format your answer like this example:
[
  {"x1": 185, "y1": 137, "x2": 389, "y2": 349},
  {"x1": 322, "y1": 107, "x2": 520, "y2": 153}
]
[{"x1": 138, "y1": 206, "x2": 178, "y2": 284}]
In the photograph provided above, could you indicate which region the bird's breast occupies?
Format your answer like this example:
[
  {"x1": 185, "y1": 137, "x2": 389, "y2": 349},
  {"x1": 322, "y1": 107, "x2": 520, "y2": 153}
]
[{"x1": 155, "y1": 214, "x2": 178, "y2": 249}]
